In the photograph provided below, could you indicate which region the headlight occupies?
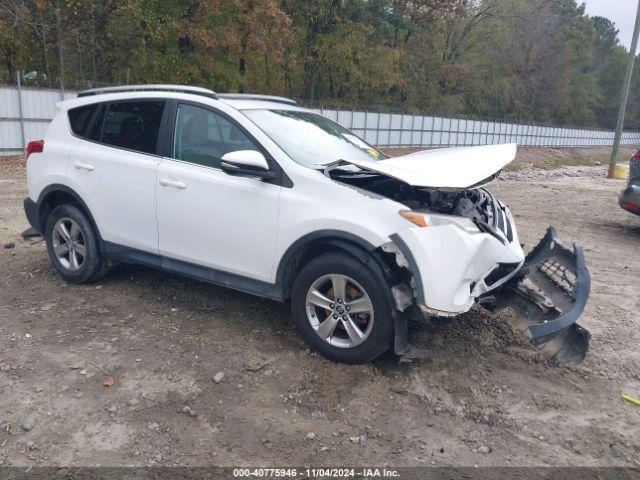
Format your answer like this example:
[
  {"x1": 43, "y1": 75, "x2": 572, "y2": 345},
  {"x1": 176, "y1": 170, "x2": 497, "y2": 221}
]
[{"x1": 399, "y1": 210, "x2": 479, "y2": 233}]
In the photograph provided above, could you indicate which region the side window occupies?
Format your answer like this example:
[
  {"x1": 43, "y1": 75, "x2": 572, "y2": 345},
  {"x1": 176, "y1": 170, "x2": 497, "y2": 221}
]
[
  {"x1": 173, "y1": 103, "x2": 259, "y2": 169},
  {"x1": 68, "y1": 104, "x2": 98, "y2": 137},
  {"x1": 92, "y1": 100, "x2": 165, "y2": 155}
]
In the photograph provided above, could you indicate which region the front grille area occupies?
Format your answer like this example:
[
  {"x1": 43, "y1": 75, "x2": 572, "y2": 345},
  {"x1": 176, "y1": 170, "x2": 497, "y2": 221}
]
[{"x1": 490, "y1": 197, "x2": 514, "y2": 243}]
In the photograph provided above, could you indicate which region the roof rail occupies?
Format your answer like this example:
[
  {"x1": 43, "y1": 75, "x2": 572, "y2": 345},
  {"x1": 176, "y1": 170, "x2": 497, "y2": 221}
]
[
  {"x1": 77, "y1": 84, "x2": 218, "y2": 100},
  {"x1": 216, "y1": 93, "x2": 297, "y2": 106}
]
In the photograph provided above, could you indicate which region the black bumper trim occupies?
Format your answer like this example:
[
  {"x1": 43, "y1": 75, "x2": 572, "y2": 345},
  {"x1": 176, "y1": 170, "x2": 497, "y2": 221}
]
[
  {"x1": 527, "y1": 227, "x2": 590, "y2": 340},
  {"x1": 23, "y1": 197, "x2": 41, "y2": 233},
  {"x1": 389, "y1": 233, "x2": 426, "y2": 306}
]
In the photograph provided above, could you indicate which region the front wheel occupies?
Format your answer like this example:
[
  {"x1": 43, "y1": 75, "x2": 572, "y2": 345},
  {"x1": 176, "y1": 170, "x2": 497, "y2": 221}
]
[{"x1": 291, "y1": 252, "x2": 394, "y2": 364}]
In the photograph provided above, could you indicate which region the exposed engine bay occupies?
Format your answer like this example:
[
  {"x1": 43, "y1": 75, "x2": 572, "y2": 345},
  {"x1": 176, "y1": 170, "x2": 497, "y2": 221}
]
[{"x1": 329, "y1": 170, "x2": 495, "y2": 225}]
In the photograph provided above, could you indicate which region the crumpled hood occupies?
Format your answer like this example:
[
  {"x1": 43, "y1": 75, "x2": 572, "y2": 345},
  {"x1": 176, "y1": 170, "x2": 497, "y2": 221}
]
[{"x1": 342, "y1": 143, "x2": 517, "y2": 189}]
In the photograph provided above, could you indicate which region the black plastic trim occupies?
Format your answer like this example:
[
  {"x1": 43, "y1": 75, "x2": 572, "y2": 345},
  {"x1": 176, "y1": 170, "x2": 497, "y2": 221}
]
[
  {"x1": 276, "y1": 230, "x2": 377, "y2": 291},
  {"x1": 219, "y1": 160, "x2": 276, "y2": 179},
  {"x1": 526, "y1": 227, "x2": 591, "y2": 339},
  {"x1": 161, "y1": 257, "x2": 282, "y2": 300},
  {"x1": 274, "y1": 230, "x2": 397, "y2": 312},
  {"x1": 103, "y1": 241, "x2": 162, "y2": 269},
  {"x1": 23, "y1": 198, "x2": 40, "y2": 233},
  {"x1": 35, "y1": 184, "x2": 101, "y2": 240},
  {"x1": 103, "y1": 241, "x2": 283, "y2": 300},
  {"x1": 389, "y1": 233, "x2": 426, "y2": 306}
]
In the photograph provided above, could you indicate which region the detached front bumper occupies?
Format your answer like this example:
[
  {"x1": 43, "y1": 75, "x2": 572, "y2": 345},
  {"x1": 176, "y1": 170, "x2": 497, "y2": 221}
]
[
  {"x1": 487, "y1": 227, "x2": 590, "y2": 365},
  {"x1": 391, "y1": 224, "x2": 590, "y2": 365}
]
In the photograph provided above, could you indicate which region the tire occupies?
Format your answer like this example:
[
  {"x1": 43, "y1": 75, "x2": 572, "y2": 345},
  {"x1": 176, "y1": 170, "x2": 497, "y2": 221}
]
[
  {"x1": 44, "y1": 204, "x2": 109, "y2": 283},
  {"x1": 291, "y1": 252, "x2": 394, "y2": 364}
]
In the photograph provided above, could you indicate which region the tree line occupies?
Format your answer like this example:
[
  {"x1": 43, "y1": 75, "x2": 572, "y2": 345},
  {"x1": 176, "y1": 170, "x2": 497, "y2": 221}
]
[{"x1": 1, "y1": 0, "x2": 639, "y2": 129}]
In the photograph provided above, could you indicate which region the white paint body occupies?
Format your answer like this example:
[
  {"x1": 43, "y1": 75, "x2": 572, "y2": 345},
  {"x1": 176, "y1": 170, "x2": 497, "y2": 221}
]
[
  {"x1": 26, "y1": 91, "x2": 526, "y2": 315},
  {"x1": 343, "y1": 143, "x2": 517, "y2": 189}
]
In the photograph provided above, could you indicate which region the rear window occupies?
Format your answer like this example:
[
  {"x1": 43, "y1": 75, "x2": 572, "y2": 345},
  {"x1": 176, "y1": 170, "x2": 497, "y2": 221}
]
[
  {"x1": 86, "y1": 100, "x2": 165, "y2": 155},
  {"x1": 68, "y1": 104, "x2": 98, "y2": 137}
]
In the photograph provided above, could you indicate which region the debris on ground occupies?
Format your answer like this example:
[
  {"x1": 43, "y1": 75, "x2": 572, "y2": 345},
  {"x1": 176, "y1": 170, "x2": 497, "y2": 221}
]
[
  {"x1": 21, "y1": 227, "x2": 41, "y2": 240},
  {"x1": 181, "y1": 406, "x2": 197, "y2": 417},
  {"x1": 621, "y1": 393, "x2": 640, "y2": 407},
  {"x1": 349, "y1": 434, "x2": 367, "y2": 446},
  {"x1": 21, "y1": 417, "x2": 35, "y2": 432}
]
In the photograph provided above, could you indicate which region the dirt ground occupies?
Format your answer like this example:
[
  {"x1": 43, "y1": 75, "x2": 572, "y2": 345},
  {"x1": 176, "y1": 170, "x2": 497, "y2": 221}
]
[{"x1": 1, "y1": 153, "x2": 639, "y2": 468}]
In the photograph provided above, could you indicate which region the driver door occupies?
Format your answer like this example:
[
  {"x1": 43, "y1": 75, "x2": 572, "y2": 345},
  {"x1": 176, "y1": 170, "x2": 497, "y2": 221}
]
[{"x1": 156, "y1": 101, "x2": 280, "y2": 282}]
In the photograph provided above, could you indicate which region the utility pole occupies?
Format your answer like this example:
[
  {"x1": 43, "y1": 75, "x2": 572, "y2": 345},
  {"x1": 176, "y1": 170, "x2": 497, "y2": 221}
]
[
  {"x1": 608, "y1": 0, "x2": 640, "y2": 178},
  {"x1": 54, "y1": 0, "x2": 65, "y2": 99}
]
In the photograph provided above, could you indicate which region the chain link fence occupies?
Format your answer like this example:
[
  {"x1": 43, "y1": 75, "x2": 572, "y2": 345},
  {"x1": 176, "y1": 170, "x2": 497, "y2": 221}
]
[{"x1": 2, "y1": 78, "x2": 639, "y2": 157}]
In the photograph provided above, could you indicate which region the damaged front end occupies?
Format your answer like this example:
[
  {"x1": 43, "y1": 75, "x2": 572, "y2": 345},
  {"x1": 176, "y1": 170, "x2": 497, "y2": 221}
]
[
  {"x1": 484, "y1": 227, "x2": 590, "y2": 365},
  {"x1": 325, "y1": 146, "x2": 590, "y2": 366}
]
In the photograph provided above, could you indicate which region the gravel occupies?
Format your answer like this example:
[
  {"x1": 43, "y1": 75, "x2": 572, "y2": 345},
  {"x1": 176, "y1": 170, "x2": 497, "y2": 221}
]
[{"x1": 21, "y1": 416, "x2": 36, "y2": 432}]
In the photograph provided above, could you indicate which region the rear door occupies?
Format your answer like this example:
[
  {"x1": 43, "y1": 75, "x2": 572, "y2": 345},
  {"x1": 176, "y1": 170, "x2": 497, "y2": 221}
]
[
  {"x1": 67, "y1": 99, "x2": 167, "y2": 255},
  {"x1": 156, "y1": 101, "x2": 280, "y2": 282}
]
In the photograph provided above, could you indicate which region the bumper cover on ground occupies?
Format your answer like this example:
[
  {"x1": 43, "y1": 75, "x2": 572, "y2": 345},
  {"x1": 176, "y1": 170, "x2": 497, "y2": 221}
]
[{"x1": 488, "y1": 227, "x2": 590, "y2": 365}]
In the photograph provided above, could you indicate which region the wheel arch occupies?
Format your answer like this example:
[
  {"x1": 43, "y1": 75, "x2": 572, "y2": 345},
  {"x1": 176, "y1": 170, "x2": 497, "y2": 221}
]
[
  {"x1": 37, "y1": 184, "x2": 103, "y2": 250},
  {"x1": 276, "y1": 230, "x2": 398, "y2": 304}
]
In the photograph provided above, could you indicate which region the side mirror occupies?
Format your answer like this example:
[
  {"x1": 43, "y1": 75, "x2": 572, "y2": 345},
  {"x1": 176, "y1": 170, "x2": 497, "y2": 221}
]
[{"x1": 220, "y1": 150, "x2": 275, "y2": 180}]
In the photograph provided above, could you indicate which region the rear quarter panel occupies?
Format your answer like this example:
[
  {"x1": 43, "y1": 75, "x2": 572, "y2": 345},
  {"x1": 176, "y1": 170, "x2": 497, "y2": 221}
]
[{"x1": 27, "y1": 109, "x2": 78, "y2": 201}]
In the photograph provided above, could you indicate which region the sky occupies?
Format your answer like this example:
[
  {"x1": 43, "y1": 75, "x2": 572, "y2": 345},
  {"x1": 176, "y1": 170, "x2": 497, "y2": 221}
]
[{"x1": 583, "y1": 0, "x2": 639, "y2": 52}]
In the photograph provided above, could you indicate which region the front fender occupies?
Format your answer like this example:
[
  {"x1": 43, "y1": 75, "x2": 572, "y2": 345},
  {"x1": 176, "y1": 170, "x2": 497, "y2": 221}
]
[{"x1": 391, "y1": 224, "x2": 525, "y2": 314}]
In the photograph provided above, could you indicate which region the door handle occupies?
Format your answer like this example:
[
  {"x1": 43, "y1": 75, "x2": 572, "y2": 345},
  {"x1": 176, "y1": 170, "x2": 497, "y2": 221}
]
[
  {"x1": 159, "y1": 178, "x2": 187, "y2": 189},
  {"x1": 74, "y1": 161, "x2": 94, "y2": 171}
]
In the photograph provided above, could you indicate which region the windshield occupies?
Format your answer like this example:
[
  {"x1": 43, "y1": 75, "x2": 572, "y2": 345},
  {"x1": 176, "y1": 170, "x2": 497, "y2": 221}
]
[{"x1": 242, "y1": 109, "x2": 387, "y2": 168}]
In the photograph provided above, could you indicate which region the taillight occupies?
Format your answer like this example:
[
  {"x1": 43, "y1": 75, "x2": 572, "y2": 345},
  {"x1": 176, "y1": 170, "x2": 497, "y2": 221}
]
[
  {"x1": 26, "y1": 139, "x2": 44, "y2": 160},
  {"x1": 632, "y1": 151, "x2": 640, "y2": 163},
  {"x1": 622, "y1": 200, "x2": 640, "y2": 212}
]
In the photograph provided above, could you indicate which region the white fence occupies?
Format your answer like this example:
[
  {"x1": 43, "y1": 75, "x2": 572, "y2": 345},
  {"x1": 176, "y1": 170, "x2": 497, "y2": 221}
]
[
  {"x1": 1, "y1": 85, "x2": 639, "y2": 156},
  {"x1": 0, "y1": 86, "x2": 76, "y2": 156},
  {"x1": 314, "y1": 108, "x2": 640, "y2": 149}
]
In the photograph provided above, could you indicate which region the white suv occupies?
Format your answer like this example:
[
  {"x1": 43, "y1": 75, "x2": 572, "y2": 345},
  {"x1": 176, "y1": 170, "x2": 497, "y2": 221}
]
[{"x1": 24, "y1": 85, "x2": 591, "y2": 364}]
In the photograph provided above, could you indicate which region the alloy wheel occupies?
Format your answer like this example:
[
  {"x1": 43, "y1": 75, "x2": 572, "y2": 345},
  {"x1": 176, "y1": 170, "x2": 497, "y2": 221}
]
[
  {"x1": 304, "y1": 274, "x2": 374, "y2": 348},
  {"x1": 52, "y1": 217, "x2": 86, "y2": 272}
]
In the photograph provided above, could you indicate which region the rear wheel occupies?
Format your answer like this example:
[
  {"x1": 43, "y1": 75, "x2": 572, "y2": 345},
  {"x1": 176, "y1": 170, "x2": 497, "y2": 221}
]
[
  {"x1": 44, "y1": 204, "x2": 108, "y2": 283},
  {"x1": 291, "y1": 252, "x2": 393, "y2": 363}
]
